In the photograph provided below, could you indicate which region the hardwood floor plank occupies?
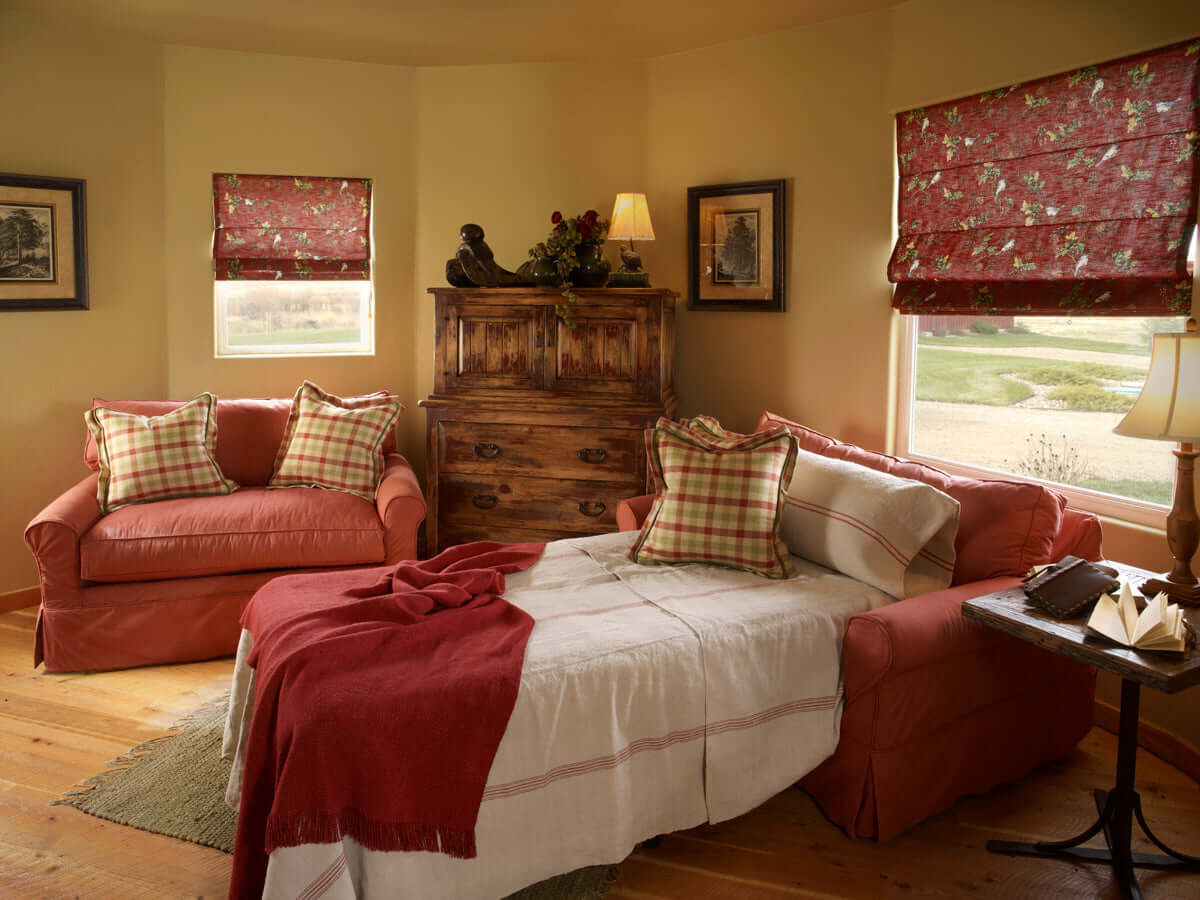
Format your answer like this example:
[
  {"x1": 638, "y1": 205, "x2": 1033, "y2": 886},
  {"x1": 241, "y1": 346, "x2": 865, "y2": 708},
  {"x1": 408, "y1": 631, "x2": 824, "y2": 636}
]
[{"x1": 2, "y1": 607, "x2": 1199, "y2": 899}]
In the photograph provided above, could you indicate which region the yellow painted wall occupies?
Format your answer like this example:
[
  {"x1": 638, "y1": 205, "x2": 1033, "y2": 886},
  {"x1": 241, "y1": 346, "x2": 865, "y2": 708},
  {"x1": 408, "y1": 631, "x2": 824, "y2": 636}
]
[
  {"x1": 410, "y1": 61, "x2": 648, "y2": 475},
  {"x1": 162, "y1": 46, "x2": 419, "y2": 418},
  {"x1": 647, "y1": 12, "x2": 894, "y2": 445},
  {"x1": 0, "y1": 14, "x2": 167, "y2": 593},
  {"x1": 3, "y1": 0, "x2": 1200, "y2": 751},
  {"x1": 646, "y1": 0, "x2": 1200, "y2": 747}
]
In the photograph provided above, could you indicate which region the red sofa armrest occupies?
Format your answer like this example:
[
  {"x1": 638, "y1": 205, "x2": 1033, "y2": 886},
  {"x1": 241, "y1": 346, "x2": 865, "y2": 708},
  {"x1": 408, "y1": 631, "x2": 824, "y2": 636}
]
[
  {"x1": 807, "y1": 574, "x2": 1095, "y2": 840},
  {"x1": 616, "y1": 494, "x2": 654, "y2": 532},
  {"x1": 1051, "y1": 507, "x2": 1103, "y2": 562},
  {"x1": 376, "y1": 454, "x2": 426, "y2": 564},
  {"x1": 24, "y1": 474, "x2": 103, "y2": 594},
  {"x1": 840, "y1": 576, "x2": 1020, "y2": 704}
]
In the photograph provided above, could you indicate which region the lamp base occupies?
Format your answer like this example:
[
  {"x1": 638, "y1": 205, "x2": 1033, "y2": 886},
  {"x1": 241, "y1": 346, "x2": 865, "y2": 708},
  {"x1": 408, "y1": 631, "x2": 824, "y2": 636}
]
[
  {"x1": 607, "y1": 271, "x2": 650, "y2": 287},
  {"x1": 1138, "y1": 576, "x2": 1200, "y2": 606}
]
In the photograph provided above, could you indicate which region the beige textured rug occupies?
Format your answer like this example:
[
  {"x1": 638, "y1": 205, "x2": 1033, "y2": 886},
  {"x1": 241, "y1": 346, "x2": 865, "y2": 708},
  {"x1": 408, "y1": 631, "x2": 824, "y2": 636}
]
[{"x1": 56, "y1": 694, "x2": 616, "y2": 899}]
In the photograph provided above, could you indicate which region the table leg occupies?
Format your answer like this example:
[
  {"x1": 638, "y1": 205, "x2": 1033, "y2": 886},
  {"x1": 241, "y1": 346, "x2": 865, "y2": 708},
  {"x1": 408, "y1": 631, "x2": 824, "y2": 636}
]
[{"x1": 987, "y1": 679, "x2": 1199, "y2": 899}]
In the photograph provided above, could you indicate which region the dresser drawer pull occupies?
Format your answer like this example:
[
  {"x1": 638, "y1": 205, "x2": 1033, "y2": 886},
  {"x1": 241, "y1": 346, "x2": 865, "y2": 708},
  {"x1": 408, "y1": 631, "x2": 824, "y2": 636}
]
[
  {"x1": 472, "y1": 493, "x2": 499, "y2": 510},
  {"x1": 578, "y1": 500, "x2": 607, "y2": 518},
  {"x1": 576, "y1": 448, "x2": 608, "y2": 464},
  {"x1": 473, "y1": 442, "x2": 501, "y2": 459}
]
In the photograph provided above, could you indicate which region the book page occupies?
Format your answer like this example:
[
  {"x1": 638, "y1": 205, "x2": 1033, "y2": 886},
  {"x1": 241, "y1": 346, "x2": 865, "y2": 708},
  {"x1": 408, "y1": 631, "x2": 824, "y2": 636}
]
[
  {"x1": 1087, "y1": 593, "x2": 1131, "y2": 646},
  {"x1": 1118, "y1": 582, "x2": 1140, "y2": 639},
  {"x1": 1130, "y1": 592, "x2": 1166, "y2": 646}
]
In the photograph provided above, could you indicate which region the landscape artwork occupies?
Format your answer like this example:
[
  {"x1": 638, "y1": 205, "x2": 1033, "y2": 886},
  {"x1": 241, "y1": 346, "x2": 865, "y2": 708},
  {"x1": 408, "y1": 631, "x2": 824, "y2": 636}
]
[
  {"x1": 712, "y1": 209, "x2": 759, "y2": 285},
  {"x1": 0, "y1": 173, "x2": 87, "y2": 311},
  {"x1": 0, "y1": 202, "x2": 55, "y2": 282},
  {"x1": 687, "y1": 179, "x2": 784, "y2": 311}
]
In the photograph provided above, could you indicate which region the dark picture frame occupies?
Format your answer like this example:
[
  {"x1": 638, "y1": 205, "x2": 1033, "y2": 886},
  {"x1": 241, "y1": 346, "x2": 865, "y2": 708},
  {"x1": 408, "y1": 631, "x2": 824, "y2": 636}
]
[
  {"x1": 0, "y1": 173, "x2": 88, "y2": 311},
  {"x1": 687, "y1": 179, "x2": 784, "y2": 312}
]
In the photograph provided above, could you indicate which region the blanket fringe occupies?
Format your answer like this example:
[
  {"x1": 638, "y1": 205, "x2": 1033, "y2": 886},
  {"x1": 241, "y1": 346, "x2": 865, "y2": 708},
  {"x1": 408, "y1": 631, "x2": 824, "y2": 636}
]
[{"x1": 265, "y1": 810, "x2": 477, "y2": 859}]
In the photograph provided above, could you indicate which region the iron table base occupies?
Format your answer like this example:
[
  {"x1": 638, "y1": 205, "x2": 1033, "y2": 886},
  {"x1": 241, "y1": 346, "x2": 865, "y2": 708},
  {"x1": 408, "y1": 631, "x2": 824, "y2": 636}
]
[{"x1": 986, "y1": 679, "x2": 1199, "y2": 899}]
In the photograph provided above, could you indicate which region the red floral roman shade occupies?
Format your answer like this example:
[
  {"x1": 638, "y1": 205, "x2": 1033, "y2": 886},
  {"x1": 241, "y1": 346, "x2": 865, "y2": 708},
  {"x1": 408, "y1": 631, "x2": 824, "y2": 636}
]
[
  {"x1": 212, "y1": 173, "x2": 372, "y2": 280},
  {"x1": 889, "y1": 39, "x2": 1200, "y2": 316}
]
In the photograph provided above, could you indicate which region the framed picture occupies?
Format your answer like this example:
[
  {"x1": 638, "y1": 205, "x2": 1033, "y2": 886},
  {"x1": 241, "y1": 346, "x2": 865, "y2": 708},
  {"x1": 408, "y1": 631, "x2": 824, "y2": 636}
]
[
  {"x1": 0, "y1": 173, "x2": 88, "y2": 311},
  {"x1": 687, "y1": 179, "x2": 784, "y2": 311}
]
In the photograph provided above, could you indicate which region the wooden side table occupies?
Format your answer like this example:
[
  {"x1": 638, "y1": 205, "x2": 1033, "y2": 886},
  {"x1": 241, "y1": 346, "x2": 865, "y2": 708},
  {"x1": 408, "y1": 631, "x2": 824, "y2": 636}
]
[{"x1": 963, "y1": 563, "x2": 1200, "y2": 900}]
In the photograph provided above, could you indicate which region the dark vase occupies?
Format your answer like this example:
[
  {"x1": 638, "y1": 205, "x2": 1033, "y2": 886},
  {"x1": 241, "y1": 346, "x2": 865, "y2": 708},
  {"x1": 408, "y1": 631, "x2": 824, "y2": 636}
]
[
  {"x1": 530, "y1": 257, "x2": 561, "y2": 286},
  {"x1": 570, "y1": 240, "x2": 610, "y2": 288}
]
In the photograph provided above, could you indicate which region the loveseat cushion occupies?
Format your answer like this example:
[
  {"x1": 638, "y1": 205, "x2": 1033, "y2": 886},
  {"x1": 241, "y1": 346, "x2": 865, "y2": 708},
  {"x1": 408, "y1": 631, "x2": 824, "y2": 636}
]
[
  {"x1": 757, "y1": 411, "x2": 1066, "y2": 584},
  {"x1": 80, "y1": 486, "x2": 384, "y2": 583}
]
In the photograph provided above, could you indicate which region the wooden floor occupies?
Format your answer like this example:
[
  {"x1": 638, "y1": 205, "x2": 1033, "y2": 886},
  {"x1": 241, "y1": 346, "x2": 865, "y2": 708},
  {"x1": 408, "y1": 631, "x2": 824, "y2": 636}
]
[{"x1": 2, "y1": 606, "x2": 1198, "y2": 900}]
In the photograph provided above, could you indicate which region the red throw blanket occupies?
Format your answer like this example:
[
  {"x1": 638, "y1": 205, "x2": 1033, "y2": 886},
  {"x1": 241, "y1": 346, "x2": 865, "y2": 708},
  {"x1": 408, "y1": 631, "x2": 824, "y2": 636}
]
[{"x1": 228, "y1": 540, "x2": 545, "y2": 899}]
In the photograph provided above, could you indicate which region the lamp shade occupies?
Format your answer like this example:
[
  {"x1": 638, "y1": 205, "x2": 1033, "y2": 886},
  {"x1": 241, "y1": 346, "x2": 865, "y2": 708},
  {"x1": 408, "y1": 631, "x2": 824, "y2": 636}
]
[
  {"x1": 609, "y1": 193, "x2": 655, "y2": 242},
  {"x1": 1112, "y1": 325, "x2": 1200, "y2": 443}
]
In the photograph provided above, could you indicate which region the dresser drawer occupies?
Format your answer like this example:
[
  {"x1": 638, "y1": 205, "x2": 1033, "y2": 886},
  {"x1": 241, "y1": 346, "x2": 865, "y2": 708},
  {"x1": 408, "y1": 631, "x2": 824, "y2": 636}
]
[
  {"x1": 439, "y1": 522, "x2": 576, "y2": 547},
  {"x1": 438, "y1": 422, "x2": 642, "y2": 481},
  {"x1": 439, "y1": 474, "x2": 639, "y2": 535}
]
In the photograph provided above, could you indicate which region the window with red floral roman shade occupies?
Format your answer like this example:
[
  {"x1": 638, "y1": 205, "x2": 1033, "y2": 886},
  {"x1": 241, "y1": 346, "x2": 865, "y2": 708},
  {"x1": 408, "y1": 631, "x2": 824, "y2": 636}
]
[
  {"x1": 889, "y1": 38, "x2": 1200, "y2": 316},
  {"x1": 212, "y1": 173, "x2": 372, "y2": 281}
]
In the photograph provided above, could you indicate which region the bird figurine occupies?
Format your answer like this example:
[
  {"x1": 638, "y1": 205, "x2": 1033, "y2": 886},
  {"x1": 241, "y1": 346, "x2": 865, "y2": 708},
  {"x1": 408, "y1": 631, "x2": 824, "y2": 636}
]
[{"x1": 619, "y1": 244, "x2": 644, "y2": 273}]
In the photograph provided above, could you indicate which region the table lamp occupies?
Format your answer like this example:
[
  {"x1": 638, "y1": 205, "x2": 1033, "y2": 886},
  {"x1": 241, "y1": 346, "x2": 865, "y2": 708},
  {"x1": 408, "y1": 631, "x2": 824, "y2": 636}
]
[
  {"x1": 1112, "y1": 317, "x2": 1200, "y2": 603},
  {"x1": 607, "y1": 192, "x2": 655, "y2": 287}
]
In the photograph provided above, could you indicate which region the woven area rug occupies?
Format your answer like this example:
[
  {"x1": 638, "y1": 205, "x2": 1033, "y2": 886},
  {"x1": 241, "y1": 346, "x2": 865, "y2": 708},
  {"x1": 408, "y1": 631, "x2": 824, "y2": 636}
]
[{"x1": 56, "y1": 694, "x2": 616, "y2": 900}]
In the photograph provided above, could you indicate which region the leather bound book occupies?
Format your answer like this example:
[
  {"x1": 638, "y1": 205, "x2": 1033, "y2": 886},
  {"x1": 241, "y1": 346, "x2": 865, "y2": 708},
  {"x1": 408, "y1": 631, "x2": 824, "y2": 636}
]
[{"x1": 1023, "y1": 556, "x2": 1120, "y2": 619}]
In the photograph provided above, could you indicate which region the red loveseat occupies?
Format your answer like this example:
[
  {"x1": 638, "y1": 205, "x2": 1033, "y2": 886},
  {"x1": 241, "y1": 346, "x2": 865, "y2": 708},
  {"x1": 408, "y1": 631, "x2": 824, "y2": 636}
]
[
  {"x1": 25, "y1": 397, "x2": 426, "y2": 673},
  {"x1": 616, "y1": 411, "x2": 1101, "y2": 841}
]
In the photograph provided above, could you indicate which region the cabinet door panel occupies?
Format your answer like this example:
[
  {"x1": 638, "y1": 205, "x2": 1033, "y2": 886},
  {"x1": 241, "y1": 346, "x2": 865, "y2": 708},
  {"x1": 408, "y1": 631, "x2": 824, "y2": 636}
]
[
  {"x1": 438, "y1": 421, "x2": 642, "y2": 481},
  {"x1": 440, "y1": 302, "x2": 542, "y2": 392},
  {"x1": 547, "y1": 305, "x2": 650, "y2": 397},
  {"x1": 439, "y1": 474, "x2": 640, "y2": 535}
]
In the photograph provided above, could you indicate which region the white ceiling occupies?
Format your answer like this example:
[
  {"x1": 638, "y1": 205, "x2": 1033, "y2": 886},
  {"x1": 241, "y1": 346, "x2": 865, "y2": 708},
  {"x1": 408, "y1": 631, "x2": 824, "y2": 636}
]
[{"x1": 12, "y1": 0, "x2": 905, "y2": 66}]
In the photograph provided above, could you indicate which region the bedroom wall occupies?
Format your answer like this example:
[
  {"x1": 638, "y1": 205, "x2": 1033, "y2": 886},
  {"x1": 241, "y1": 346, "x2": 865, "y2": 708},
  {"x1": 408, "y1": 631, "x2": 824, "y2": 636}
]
[
  {"x1": 0, "y1": 14, "x2": 168, "y2": 594},
  {"x1": 888, "y1": 0, "x2": 1200, "y2": 762},
  {"x1": 410, "y1": 62, "x2": 649, "y2": 476},
  {"x1": 647, "y1": 0, "x2": 1200, "y2": 749},
  {"x1": 161, "y1": 46, "x2": 420, "y2": 425}
]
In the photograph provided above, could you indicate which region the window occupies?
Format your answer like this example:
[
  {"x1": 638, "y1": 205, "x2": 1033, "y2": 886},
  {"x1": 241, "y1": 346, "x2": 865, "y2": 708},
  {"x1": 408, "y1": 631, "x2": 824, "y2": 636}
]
[
  {"x1": 888, "y1": 39, "x2": 1199, "y2": 524},
  {"x1": 898, "y1": 313, "x2": 1186, "y2": 520},
  {"x1": 214, "y1": 280, "x2": 373, "y2": 357},
  {"x1": 212, "y1": 173, "x2": 373, "y2": 358}
]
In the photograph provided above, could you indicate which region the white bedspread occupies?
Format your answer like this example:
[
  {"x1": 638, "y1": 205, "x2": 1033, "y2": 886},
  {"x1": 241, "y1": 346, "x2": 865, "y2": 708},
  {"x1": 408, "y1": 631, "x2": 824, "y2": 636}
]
[{"x1": 223, "y1": 531, "x2": 891, "y2": 899}]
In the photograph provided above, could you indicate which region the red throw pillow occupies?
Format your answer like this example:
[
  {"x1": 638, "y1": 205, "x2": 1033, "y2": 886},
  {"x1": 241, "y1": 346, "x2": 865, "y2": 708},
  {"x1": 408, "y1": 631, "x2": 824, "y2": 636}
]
[{"x1": 756, "y1": 411, "x2": 1067, "y2": 585}]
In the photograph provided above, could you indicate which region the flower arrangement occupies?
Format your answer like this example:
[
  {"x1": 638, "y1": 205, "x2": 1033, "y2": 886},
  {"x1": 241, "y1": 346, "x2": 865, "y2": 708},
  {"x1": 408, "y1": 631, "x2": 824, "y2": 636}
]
[{"x1": 528, "y1": 209, "x2": 610, "y2": 287}]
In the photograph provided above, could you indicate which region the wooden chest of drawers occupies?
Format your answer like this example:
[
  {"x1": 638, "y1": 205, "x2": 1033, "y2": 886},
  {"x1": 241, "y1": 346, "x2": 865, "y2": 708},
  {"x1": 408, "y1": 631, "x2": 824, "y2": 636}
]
[{"x1": 421, "y1": 287, "x2": 676, "y2": 552}]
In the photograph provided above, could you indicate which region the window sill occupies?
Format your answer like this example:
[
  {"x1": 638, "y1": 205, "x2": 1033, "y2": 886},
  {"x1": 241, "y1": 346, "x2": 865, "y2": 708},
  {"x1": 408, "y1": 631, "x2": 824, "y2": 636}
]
[{"x1": 901, "y1": 449, "x2": 1168, "y2": 532}]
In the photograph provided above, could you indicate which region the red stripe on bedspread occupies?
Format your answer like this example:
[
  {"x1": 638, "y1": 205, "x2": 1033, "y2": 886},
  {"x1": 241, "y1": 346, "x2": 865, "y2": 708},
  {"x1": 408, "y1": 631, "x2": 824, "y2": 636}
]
[{"x1": 482, "y1": 693, "x2": 840, "y2": 801}]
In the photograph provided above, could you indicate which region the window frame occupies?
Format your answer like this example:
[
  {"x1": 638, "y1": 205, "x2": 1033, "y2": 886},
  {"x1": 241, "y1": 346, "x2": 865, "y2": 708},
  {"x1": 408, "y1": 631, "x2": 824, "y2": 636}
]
[
  {"x1": 894, "y1": 313, "x2": 1170, "y2": 531},
  {"x1": 213, "y1": 279, "x2": 376, "y2": 359}
]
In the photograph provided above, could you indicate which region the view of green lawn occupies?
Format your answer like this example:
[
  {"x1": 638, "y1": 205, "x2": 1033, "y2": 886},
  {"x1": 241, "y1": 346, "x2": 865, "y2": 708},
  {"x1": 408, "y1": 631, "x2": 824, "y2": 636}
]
[
  {"x1": 228, "y1": 327, "x2": 361, "y2": 346},
  {"x1": 910, "y1": 316, "x2": 1184, "y2": 506}
]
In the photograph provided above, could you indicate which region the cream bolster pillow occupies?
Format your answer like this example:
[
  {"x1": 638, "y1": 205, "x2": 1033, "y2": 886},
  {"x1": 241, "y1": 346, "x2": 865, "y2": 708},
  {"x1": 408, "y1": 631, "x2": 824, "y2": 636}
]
[{"x1": 781, "y1": 448, "x2": 960, "y2": 599}]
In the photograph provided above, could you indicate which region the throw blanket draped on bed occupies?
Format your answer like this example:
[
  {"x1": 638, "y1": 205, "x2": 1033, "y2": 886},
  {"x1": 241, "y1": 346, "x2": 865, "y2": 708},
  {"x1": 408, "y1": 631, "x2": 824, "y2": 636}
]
[{"x1": 228, "y1": 541, "x2": 545, "y2": 900}]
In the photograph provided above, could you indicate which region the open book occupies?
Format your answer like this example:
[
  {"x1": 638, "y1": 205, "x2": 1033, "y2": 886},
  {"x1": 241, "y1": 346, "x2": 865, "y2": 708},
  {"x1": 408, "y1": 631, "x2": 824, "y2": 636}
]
[{"x1": 1086, "y1": 582, "x2": 1188, "y2": 653}]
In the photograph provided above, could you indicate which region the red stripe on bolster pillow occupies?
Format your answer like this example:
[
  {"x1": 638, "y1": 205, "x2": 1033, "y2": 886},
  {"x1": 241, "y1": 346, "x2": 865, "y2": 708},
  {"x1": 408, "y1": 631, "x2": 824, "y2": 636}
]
[{"x1": 757, "y1": 411, "x2": 1066, "y2": 585}]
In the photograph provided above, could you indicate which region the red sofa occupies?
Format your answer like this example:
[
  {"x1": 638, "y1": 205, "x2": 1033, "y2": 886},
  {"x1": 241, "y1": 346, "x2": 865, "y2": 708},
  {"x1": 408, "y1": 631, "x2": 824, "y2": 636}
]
[
  {"x1": 25, "y1": 397, "x2": 426, "y2": 673},
  {"x1": 615, "y1": 415, "x2": 1101, "y2": 841}
]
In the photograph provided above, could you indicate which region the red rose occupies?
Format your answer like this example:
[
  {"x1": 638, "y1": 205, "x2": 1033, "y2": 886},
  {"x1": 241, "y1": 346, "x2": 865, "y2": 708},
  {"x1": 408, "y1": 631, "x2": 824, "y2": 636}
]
[
  {"x1": 584, "y1": 209, "x2": 598, "y2": 223},
  {"x1": 578, "y1": 223, "x2": 592, "y2": 240},
  {"x1": 551, "y1": 211, "x2": 563, "y2": 224},
  {"x1": 555, "y1": 222, "x2": 566, "y2": 232}
]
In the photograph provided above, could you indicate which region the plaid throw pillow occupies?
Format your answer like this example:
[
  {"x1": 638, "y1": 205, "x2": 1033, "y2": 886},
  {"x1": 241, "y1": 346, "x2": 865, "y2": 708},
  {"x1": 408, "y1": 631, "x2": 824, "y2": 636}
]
[
  {"x1": 269, "y1": 381, "x2": 403, "y2": 501},
  {"x1": 632, "y1": 418, "x2": 797, "y2": 578},
  {"x1": 85, "y1": 392, "x2": 237, "y2": 515}
]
